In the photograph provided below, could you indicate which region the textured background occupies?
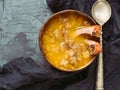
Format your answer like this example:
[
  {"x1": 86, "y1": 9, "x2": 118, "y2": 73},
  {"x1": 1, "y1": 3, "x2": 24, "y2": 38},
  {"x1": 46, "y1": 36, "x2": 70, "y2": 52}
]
[{"x1": 0, "y1": 0, "x2": 52, "y2": 66}]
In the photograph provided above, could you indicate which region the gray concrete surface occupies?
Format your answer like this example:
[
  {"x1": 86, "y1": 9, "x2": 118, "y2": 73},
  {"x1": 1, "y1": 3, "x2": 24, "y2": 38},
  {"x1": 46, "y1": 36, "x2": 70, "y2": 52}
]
[{"x1": 0, "y1": 0, "x2": 52, "y2": 66}]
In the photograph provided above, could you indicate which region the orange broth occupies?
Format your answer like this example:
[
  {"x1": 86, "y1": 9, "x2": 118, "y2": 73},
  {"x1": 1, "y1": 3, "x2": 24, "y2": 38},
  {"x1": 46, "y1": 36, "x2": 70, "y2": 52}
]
[{"x1": 41, "y1": 12, "x2": 95, "y2": 71}]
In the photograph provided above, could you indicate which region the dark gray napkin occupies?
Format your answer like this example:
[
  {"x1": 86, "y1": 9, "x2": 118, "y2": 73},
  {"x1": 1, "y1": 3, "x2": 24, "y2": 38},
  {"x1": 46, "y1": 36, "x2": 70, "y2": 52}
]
[{"x1": 0, "y1": 57, "x2": 90, "y2": 90}]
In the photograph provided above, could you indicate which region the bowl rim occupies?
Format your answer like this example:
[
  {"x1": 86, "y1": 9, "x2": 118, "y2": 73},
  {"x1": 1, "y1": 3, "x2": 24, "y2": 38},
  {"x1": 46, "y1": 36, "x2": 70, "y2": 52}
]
[{"x1": 39, "y1": 9, "x2": 97, "y2": 72}]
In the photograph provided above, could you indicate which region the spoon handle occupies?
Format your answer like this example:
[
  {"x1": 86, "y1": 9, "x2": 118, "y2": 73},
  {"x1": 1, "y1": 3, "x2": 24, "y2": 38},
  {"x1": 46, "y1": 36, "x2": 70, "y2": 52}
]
[
  {"x1": 96, "y1": 26, "x2": 104, "y2": 90},
  {"x1": 97, "y1": 0, "x2": 105, "y2": 1}
]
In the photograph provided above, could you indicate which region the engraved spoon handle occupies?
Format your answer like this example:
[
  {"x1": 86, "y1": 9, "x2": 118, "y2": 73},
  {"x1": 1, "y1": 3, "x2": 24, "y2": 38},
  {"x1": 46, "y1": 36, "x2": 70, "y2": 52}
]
[
  {"x1": 97, "y1": 0, "x2": 105, "y2": 1},
  {"x1": 96, "y1": 26, "x2": 104, "y2": 90}
]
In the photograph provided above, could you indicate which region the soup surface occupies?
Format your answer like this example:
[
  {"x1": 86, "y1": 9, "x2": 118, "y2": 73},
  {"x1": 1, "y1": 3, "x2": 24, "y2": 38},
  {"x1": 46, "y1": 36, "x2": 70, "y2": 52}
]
[{"x1": 41, "y1": 12, "x2": 96, "y2": 71}]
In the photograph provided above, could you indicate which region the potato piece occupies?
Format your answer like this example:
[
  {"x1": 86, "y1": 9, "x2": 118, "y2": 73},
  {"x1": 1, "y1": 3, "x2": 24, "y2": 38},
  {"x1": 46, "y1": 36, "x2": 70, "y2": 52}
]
[{"x1": 60, "y1": 59, "x2": 69, "y2": 66}]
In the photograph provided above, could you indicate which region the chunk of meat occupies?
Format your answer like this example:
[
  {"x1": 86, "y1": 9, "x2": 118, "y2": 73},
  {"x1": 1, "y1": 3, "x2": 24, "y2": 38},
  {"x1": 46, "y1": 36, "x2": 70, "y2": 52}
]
[
  {"x1": 85, "y1": 39, "x2": 102, "y2": 55},
  {"x1": 70, "y1": 57, "x2": 77, "y2": 66},
  {"x1": 73, "y1": 25, "x2": 101, "y2": 38},
  {"x1": 60, "y1": 42, "x2": 67, "y2": 51},
  {"x1": 54, "y1": 29, "x2": 59, "y2": 38}
]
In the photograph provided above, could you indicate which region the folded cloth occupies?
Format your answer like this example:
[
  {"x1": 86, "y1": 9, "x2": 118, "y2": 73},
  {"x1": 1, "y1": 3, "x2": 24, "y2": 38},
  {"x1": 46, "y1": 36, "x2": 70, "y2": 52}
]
[
  {"x1": 0, "y1": 0, "x2": 120, "y2": 90},
  {"x1": 0, "y1": 57, "x2": 90, "y2": 90}
]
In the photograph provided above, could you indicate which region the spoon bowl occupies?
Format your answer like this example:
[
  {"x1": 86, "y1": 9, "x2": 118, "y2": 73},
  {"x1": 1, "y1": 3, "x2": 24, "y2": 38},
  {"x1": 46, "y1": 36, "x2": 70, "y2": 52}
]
[{"x1": 92, "y1": 0, "x2": 111, "y2": 25}]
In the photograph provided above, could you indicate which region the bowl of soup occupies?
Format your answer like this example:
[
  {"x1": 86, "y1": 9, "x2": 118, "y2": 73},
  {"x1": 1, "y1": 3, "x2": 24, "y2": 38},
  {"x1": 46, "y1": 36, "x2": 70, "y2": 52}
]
[{"x1": 39, "y1": 10, "x2": 101, "y2": 71}]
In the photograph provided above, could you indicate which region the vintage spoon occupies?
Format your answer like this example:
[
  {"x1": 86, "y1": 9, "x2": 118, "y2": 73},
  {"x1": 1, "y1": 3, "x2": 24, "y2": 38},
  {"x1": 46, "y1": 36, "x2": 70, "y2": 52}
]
[{"x1": 91, "y1": 0, "x2": 111, "y2": 90}]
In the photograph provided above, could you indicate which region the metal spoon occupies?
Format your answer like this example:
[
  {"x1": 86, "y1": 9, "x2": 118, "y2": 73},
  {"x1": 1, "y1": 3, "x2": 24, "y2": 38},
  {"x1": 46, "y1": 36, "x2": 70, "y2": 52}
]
[{"x1": 91, "y1": 0, "x2": 111, "y2": 90}]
